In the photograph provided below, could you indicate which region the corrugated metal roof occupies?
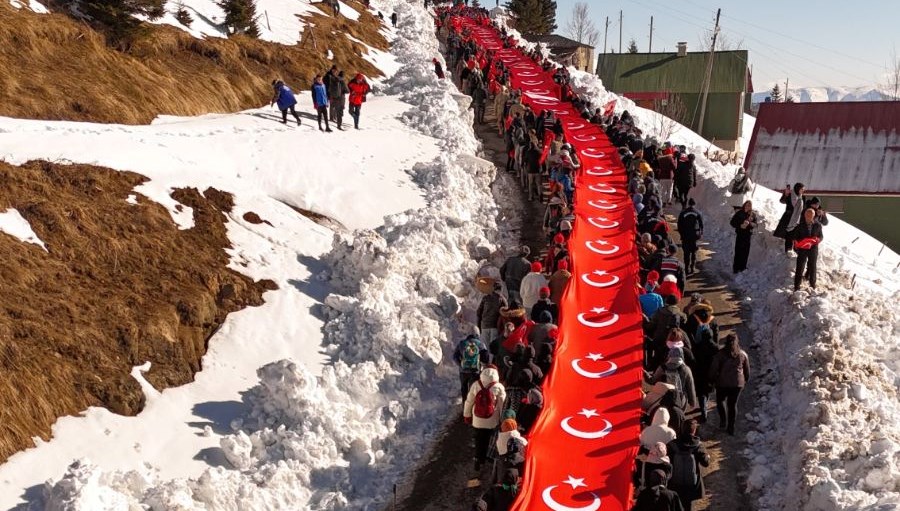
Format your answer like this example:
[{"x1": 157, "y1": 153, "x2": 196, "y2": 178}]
[
  {"x1": 745, "y1": 101, "x2": 900, "y2": 194},
  {"x1": 526, "y1": 33, "x2": 595, "y2": 49},
  {"x1": 596, "y1": 51, "x2": 749, "y2": 94}
]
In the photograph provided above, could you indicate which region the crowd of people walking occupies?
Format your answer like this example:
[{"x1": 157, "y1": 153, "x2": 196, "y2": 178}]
[{"x1": 424, "y1": 2, "x2": 831, "y2": 510}]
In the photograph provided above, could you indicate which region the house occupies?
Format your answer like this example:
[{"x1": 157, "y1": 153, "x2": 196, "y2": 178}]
[
  {"x1": 596, "y1": 46, "x2": 751, "y2": 150},
  {"x1": 744, "y1": 101, "x2": 900, "y2": 194},
  {"x1": 525, "y1": 34, "x2": 595, "y2": 73}
]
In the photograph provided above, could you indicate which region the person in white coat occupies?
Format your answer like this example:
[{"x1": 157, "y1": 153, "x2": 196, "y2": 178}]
[
  {"x1": 519, "y1": 261, "x2": 548, "y2": 315},
  {"x1": 640, "y1": 407, "x2": 677, "y2": 451},
  {"x1": 494, "y1": 418, "x2": 528, "y2": 481},
  {"x1": 464, "y1": 365, "x2": 507, "y2": 471}
]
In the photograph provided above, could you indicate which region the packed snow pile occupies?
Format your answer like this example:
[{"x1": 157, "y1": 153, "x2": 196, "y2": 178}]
[
  {"x1": 0, "y1": 208, "x2": 47, "y2": 250},
  {"x1": 12, "y1": 1, "x2": 502, "y2": 509},
  {"x1": 565, "y1": 63, "x2": 900, "y2": 510}
]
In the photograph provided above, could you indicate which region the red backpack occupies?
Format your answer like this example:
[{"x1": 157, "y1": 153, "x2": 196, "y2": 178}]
[{"x1": 473, "y1": 380, "x2": 497, "y2": 419}]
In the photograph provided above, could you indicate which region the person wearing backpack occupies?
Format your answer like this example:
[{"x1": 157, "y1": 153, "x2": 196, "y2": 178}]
[
  {"x1": 633, "y1": 442, "x2": 673, "y2": 493},
  {"x1": 685, "y1": 306, "x2": 718, "y2": 423},
  {"x1": 453, "y1": 334, "x2": 490, "y2": 400},
  {"x1": 632, "y1": 469, "x2": 684, "y2": 511},
  {"x1": 649, "y1": 294, "x2": 687, "y2": 349},
  {"x1": 652, "y1": 347, "x2": 697, "y2": 413},
  {"x1": 708, "y1": 334, "x2": 750, "y2": 435},
  {"x1": 676, "y1": 199, "x2": 703, "y2": 275},
  {"x1": 666, "y1": 420, "x2": 709, "y2": 511},
  {"x1": 464, "y1": 364, "x2": 507, "y2": 471}
]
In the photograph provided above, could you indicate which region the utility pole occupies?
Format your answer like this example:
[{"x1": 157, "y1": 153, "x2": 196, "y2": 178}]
[
  {"x1": 619, "y1": 10, "x2": 623, "y2": 54},
  {"x1": 697, "y1": 8, "x2": 721, "y2": 138},
  {"x1": 649, "y1": 16, "x2": 654, "y2": 52},
  {"x1": 784, "y1": 78, "x2": 790, "y2": 102},
  {"x1": 603, "y1": 16, "x2": 609, "y2": 54}
]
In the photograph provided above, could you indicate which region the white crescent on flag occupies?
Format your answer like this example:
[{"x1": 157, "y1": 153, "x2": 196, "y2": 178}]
[
  {"x1": 588, "y1": 184, "x2": 617, "y2": 194},
  {"x1": 586, "y1": 216, "x2": 620, "y2": 229},
  {"x1": 585, "y1": 167, "x2": 613, "y2": 177},
  {"x1": 576, "y1": 307, "x2": 619, "y2": 328},
  {"x1": 587, "y1": 200, "x2": 617, "y2": 210},
  {"x1": 571, "y1": 354, "x2": 618, "y2": 379},
  {"x1": 560, "y1": 410, "x2": 614, "y2": 439},
  {"x1": 581, "y1": 270, "x2": 620, "y2": 287},
  {"x1": 541, "y1": 479, "x2": 602, "y2": 511},
  {"x1": 585, "y1": 240, "x2": 620, "y2": 255}
]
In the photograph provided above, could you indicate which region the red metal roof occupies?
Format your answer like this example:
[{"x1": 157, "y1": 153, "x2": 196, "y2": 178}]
[{"x1": 744, "y1": 101, "x2": 900, "y2": 194}]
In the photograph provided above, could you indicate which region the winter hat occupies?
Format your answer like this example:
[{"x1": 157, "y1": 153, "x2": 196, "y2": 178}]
[
  {"x1": 648, "y1": 442, "x2": 669, "y2": 464},
  {"x1": 502, "y1": 408, "x2": 517, "y2": 420},
  {"x1": 539, "y1": 286, "x2": 550, "y2": 297},
  {"x1": 557, "y1": 260, "x2": 568, "y2": 270},
  {"x1": 809, "y1": 196, "x2": 821, "y2": 206},
  {"x1": 662, "y1": 274, "x2": 677, "y2": 283},
  {"x1": 648, "y1": 469, "x2": 668, "y2": 488},
  {"x1": 667, "y1": 347, "x2": 684, "y2": 361},
  {"x1": 560, "y1": 220, "x2": 572, "y2": 231},
  {"x1": 500, "y1": 418, "x2": 518, "y2": 432},
  {"x1": 690, "y1": 293, "x2": 702, "y2": 304},
  {"x1": 531, "y1": 261, "x2": 543, "y2": 272},
  {"x1": 355, "y1": 73, "x2": 364, "y2": 81},
  {"x1": 688, "y1": 198, "x2": 696, "y2": 207},
  {"x1": 695, "y1": 308, "x2": 711, "y2": 322},
  {"x1": 640, "y1": 233, "x2": 652, "y2": 244},
  {"x1": 485, "y1": 363, "x2": 499, "y2": 371},
  {"x1": 553, "y1": 233, "x2": 565, "y2": 244},
  {"x1": 526, "y1": 387, "x2": 544, "y2": 406},
  {"x1": 647, "y1": 270, "x2": 660, "y2": 283}
]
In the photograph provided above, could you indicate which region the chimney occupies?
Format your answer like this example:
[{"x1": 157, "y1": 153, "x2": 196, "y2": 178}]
[{"x1": 677, "y1": 42, "x2": 688, "y2": 57}]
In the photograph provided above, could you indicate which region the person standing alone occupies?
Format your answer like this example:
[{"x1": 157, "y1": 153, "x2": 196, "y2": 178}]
[{"x1": 729, "y1": 200, "x2": 758, "y2": 273}]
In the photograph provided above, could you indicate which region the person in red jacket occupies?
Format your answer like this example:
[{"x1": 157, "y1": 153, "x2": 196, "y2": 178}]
[{"x1": 347, "y1": 73, "x2": 371, "y2": 130}]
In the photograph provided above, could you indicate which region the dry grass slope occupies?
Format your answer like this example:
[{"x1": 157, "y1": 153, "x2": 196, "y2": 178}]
[
  {"x1": 0, "y1": 160, "x2": 276, "y2": 462},
  {"x1": 0, "y1": 0, "x2": 388, "y2": 123}
]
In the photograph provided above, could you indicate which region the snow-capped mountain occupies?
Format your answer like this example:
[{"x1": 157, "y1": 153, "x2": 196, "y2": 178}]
[{"x1": 752, "y1": 85, "x2": 890, "y2": 103}]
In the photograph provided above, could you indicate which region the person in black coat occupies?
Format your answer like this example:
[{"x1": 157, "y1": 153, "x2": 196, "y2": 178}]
[
  {"x1": 792, "y1": 208, "x2": 824, "y2": 290},
  {"x1": 474, "y1": 469, "x2": 519, "y2": 511},
  {"x1": 684, "y1": 307, "x2": 718, "y2": 423},
  {"x1": 673, "y1": 154, "x2": 697, "y2": 206},
  {"x1": 632, "y1": 469, "x2": 684, "y2": 510},
  {"x1": 666, "y1": 420, "x2": 709, "y2": 510},
  {"x1": 774, "y1": 182, "x2": 806, "y2": 252},
  {"x1": 676, "y1": 199, "x2": 703, "y2": 275},
  {"x1": 729, "y1": 200, "x2": 758, "y2": 273}
]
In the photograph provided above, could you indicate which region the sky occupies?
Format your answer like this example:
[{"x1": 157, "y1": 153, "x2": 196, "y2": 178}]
[{"x1": 552, "y1": 0, "x2": 900, "y2": 91}]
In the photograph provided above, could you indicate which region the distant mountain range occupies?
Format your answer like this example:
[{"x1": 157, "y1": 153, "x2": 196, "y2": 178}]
[{"x1": 751, "y1": 86, "x2": 891, "y2": 104}]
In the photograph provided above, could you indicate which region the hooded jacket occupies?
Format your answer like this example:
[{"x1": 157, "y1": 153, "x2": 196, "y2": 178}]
[
  {"x1": 666, "y1": 433, "x2": 709, "y2": 502},
  {"x1": 640, "y1": 408, "x2": 677, "y2": 449},
  {"x1": 519, "y1": 271, "x2": 548, "y2": 310},
  {"x1": 496, "y1": 428, "x2": 528, "y2": 457},
  {"x1": 348, "y1": 76, "x2": 370, "y2": 106},
  {"x1": 547, "y1": 268, "x2": 570, "y2": 304},
  {"x1": 463, "y1": 366, "x2": 507, "y2": 429}
]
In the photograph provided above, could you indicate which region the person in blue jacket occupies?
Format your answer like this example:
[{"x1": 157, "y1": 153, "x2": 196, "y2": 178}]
[
  {"x1": 270, "y1": 80, "x2": 301, "y2": 126},
  {"x1": 311, "y1": 75, "x2": 332, "y2": 133}
]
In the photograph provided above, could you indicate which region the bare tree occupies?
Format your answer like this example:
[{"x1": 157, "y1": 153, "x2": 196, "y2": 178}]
[
  {"x1": 885, "y1": 46, "x2": 900, "y2": 101},
  {"x1": 565, "y1": 2, "x2": 599, "y2": 47},
  {"x1": 653, "y1": 91, "x2": 687, "y2": 141},
  {"x1": 698, "y1": 29, "x2": 743, "y2": 51}
]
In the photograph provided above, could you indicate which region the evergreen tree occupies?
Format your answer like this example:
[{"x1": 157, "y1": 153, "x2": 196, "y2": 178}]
[
  {"x1": 76, "y1": 0, "x2": 165, "y2": 40},
  {"x1": 174, "y1": 1, "x2": 193, "y2": 26},
  {"x1": 506, "y1": 0, "x2": 556, "y2": 34},
  {"x1": 218, "y1": 0, "x2": 260, "y2": 37},
  {"x1": 770, "y1": 83, "x2": 783, "y2": 103},
  {"x1": 627, "y1": 38, "x2": 638, "y2": 53}
]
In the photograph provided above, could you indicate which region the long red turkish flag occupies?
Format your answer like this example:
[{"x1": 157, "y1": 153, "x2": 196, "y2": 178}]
[{"x1": 456, "y1": 18, "x2": 643, "y2": 511}]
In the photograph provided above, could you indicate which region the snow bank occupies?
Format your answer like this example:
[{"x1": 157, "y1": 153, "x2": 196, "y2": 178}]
[
  {"x1": 563, "y1": 59, "x2": 900, "y2": 510},
  {"x1": 28, "y1": 1, "x2": 502, "y2": 509},
  {"x1": 8, "y1": 0, "x2": 47, "y2": 13},
  {"x1": 0, "y1": 208, "x2": 47, "y2": 250}
]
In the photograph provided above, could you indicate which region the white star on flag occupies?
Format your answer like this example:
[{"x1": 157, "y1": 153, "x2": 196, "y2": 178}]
[
  {"x1": 590, "y1": 307, "x2": 608, "y2": 314},
  {"x1": 578, "y1": 409, "x2": 600, "y2": 419},
  {"x1": 594, "y1": 240, "x2": 609, "y2": 246},
  {"x1": 595, "y1": 216, "x2": 608, "y2": 221},
  {"x1": 592, "y1": 270, "x2": 607, "y2": 276},
  {"x1": 586, "y1": 353, "x2": 604, "y2": 361},
  {"x1": 563, "y1": 475, "x2": 588, "y2": 490}
]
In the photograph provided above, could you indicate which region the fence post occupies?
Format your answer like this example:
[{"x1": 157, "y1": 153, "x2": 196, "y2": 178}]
[{"x1": 265, "y1": 10, "x2": 271, "y2": 31}]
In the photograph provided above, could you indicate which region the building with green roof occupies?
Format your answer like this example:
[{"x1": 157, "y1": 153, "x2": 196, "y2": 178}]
[{"x1": 596, "y1": 48, "x2": 752, "y2": 151}]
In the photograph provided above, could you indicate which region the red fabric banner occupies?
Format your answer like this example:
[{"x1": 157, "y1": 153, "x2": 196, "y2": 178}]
[{"x1": 457, "y1": 19, "x2": 643, "y2": 511}]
